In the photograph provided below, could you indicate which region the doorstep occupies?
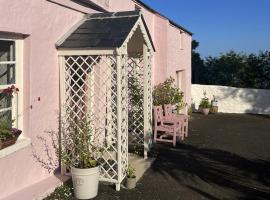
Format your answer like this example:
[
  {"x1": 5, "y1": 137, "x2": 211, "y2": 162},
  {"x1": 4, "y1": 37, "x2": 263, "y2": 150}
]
[
  {"x1": 128, "y1": 154, "x2": 155, "y2": 182},
  {"x1": 2, "y1": 172, "x2": 69, "y2": 200}
]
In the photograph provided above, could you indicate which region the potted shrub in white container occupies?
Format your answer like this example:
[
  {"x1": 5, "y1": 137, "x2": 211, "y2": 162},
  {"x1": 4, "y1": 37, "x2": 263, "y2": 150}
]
[
  {"x1": 125, "y1": 165, "x2": 136, "y2": 189},
  {"x1": 199, "y1": 97, "x2": 211, "y2": 115},
  {"x1": 53, "y1": 113, "x2": 103, "y2": 199}
]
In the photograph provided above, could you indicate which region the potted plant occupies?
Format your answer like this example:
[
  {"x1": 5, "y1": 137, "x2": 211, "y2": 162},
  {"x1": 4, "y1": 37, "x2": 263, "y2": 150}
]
[
  {"x1": 125, "y1": 165, "x2": 136, "y2": 189},
  {"x1": 52, "y1": 112, "x2": 104, "y2": 199},
  {"x1": 0, "y1": 120, "x2": 22, "y2": 150},
  {"x1": 199, "y1": 98, "x2": 211, "y2": 115},
  {"x1": 211, "y1": 95, "x2": 219, "y2": 114}
]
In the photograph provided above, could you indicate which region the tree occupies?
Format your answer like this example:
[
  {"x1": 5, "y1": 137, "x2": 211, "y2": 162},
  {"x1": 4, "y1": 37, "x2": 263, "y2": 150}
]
[
  {"x1": 192, "y1": 40, "x2": 205, "y2": 84},
  {"x1": 203, "y1": 51, "x2": 270, "y2": 89}
]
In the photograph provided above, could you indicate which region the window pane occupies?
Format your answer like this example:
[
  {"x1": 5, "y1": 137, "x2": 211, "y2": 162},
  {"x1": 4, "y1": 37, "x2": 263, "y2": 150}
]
[
  {"x1": 0, "y1": 110, "x2": 12, "y2": 123},
  {"x1": 0, "y1": 40, "x2": 15, "y2": 62},
  {"x1": 0, "y1": 64, "x2": 15, "y2": 85},
  {"x1": 0, "y1": 93, "x2": 12, "y2": 109}
]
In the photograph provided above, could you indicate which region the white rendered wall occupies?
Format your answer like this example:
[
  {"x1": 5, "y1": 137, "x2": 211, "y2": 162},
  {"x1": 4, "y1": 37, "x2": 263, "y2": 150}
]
[{"x1": 192, "y1": 84, "x2": 270, "y2": 115}]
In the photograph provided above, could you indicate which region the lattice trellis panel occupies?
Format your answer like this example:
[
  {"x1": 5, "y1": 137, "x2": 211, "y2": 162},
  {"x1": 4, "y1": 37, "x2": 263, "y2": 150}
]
[
  {"x1": 63, "y1": 55, "x2": 122, "y2": 183},
  {"x1": 60, "y1": 50, "x2": 152, "y2": 187},
  {"x1": 145, "y1": 52, "x2": 153, "y2": 149},
  {"x1": 127, "y1": 55, "x2": 144, "y2": 145},
  {"x1": 120, "y1": 54, "x2": 129, "y2": 181}
]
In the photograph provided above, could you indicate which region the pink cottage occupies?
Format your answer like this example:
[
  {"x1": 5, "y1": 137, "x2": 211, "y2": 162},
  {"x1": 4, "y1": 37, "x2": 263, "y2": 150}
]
[{"x1": 0, "y1": 0, "x2": 192, "y2": 199}]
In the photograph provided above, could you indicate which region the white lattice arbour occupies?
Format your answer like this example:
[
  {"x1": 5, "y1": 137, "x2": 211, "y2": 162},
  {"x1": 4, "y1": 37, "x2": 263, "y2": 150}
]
[{"x1": 57, "y1": 14, "x2": 154, "y2": 190}]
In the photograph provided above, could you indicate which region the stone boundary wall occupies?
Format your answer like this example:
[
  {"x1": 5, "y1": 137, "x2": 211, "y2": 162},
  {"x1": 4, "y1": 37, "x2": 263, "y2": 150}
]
[{"x1": 192, "y1": 84, "x2": 270, "y2": 115}]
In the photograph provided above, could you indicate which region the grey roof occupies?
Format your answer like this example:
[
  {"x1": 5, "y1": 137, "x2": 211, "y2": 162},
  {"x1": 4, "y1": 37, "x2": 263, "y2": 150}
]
[
  {"x1": 73, "y1": 0, "x2": 193, "y2": 36},
  {"x1": 57, "y1": 11, "x2": 155, "y2": 50},
  {"x1": 134, "y1": 0, "x2": 193, "y2": 35}
]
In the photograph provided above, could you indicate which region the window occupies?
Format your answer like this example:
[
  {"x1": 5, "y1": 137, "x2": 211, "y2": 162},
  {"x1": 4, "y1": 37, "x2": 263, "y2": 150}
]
[
  {"x1": 180, "y1": 31, "x2": 184, "y2": 50},
  {"x1": 0, "y1": 39, "x2": 23, "y2": 129},
  {"x1": 0, "y1": 38, "x2": 29, "y2": 158},
  {"x1": 176, "y1": 70, "x2": 185, "y2": 91}
]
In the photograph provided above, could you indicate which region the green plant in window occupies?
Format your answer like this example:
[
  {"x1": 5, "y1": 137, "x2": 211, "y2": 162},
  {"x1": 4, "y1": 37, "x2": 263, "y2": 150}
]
[{"x1": 0, "y1": 120, "x2": 13, "y2": 141}]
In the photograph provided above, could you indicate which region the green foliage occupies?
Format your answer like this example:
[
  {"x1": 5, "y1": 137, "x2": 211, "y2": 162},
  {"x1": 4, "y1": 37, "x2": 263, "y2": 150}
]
[
  {"x1": 0, "y1": 120, "x2": 13, "y2": 141},
  {"x1": 194, "y1": 49, "x2": 270, "y2": 89},
  {"x1": 50, "y1": 109, "x2": 104, "y2": 169},
  {"x1": 192, "y1": 40, "x2": 205, "y2": 84},
  {"x1": 199, "y1": 91, "x2": 211, "y2": 109},
  {"x1": 127, "y1": 165, "x2": 136, "y2": 178},
  {"x1": 153, "y1": 77, "x2": 185, "y2": 112},
  {"x1": 199, "y1": 98, "x2": 211, "y2": 109},
  {"x1": 44, "y1": 183, "x2": 72, "y2": 200}
]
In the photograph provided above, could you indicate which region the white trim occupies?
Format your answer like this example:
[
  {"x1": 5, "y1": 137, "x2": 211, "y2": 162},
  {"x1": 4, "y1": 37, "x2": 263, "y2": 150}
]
[
  {"x1": 0, "y1": 38, "x2": 24, "y2": 155},
  {"x1": 121, "y1": 16, "x2": 154, "y2": 53},
  {"x1": 116, "y1": 51, "x2": 122, "y2": 191},
  {"x1": 0, "y1": 137, "x2": 31, "y2": 159},
  {"x1": 0, "y1": 107, "x2": 12, "y2": 113},
  {"x1": 58, "y1": 49, "x2": 115, "y2": 56},
  {"x1": 0, "y1": 61, "x2": 16, "y2": 65}
]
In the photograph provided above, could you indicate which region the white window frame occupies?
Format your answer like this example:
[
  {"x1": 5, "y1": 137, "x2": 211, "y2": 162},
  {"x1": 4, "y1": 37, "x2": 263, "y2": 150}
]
[{"x1": 0, "y1": 38, "x2": 29, "y2": 158}]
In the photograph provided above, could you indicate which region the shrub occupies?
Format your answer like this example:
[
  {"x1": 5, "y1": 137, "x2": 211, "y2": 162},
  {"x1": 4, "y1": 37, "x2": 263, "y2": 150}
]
[
  {"x1": 127, "y1": 165, "x2": 136, "y2": 178},
  {"x1": 153, "y1": 77, "x2": 185, "y2": 112}
]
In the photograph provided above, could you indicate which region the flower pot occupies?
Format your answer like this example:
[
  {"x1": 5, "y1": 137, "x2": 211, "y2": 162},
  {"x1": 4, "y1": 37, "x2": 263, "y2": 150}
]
[
  {"x1": 202, "y1": 108, "x2": 210, "y2": 115},
  {"x1": 0, "y1": 137, "x2": 18, "y2": 150},
  {"x1": 71, "y1": 166, "x2": 100, "y2": 199},
  {"x1": 211, "y1": 106, "x2": 218, "y2": 114},
  {"x1": 126, "y1": 177, "x2": 136, "y2": 189}
]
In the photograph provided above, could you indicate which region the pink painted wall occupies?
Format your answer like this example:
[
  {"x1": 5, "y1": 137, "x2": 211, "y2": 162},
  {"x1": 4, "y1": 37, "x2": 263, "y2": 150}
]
[
  {"x1": 98, "y1": 0, "x2": 192, "y2": 103},
  {"x1": 0, "y1": 0, "x2": 191, "y2": 198},
  {"x1": 0, "y1": 0, "x2": 95, "y2": 198}
]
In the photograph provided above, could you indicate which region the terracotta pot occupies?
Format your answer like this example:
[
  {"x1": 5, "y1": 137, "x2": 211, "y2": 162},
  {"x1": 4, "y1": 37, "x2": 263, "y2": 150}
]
[
  {"x1": 202, "y1": 108, "x2": 210, "y2": 115},
  {"x1": 126, "y1": 177, "x2": 136, "y2": 189}
]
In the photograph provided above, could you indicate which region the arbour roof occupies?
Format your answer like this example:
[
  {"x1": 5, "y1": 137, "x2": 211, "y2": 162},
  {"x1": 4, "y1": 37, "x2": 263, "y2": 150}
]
[{"x1": 57, "y1": 11, "x2": 155, "y2": 50}]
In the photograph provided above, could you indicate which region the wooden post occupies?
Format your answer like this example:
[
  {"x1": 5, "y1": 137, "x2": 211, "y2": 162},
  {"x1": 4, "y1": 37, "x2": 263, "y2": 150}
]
[
  {"x1": 143, "y1": 44, "x2": 150, "y2": 159},
  {"x1": 116, "y1": 50, "x2": 122, "y2": 191}
]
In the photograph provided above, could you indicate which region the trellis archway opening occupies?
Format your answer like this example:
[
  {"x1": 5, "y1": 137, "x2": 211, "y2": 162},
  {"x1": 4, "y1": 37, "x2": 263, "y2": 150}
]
[{"x1": 57, "y1": 11, "x2": 154, "y2": 190}]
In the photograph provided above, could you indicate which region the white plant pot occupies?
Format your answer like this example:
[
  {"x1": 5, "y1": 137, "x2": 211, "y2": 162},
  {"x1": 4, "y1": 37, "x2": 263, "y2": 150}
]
[
  {"x1": 202, "y1": 108, "x2": 210, "y2": 115},
  {"x1": 71, "y1": 166, "x2": 100, "y2": 199}
]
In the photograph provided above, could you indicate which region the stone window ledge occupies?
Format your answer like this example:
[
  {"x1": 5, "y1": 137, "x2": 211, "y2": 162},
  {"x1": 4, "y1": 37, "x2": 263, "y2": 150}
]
[{"x1": 0, "y1": 137, "x2": 31, "y2": 159}]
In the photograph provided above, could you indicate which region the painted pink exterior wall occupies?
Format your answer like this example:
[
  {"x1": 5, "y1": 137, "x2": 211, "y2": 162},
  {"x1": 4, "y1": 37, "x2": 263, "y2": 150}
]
[
  {"x1": 0, "y1": 1, "x2": 96, "y2": 198},
  {"x1": 92, "y1": 0, "x2": 192, "y2": 103},
  {"x1": 0, "y1": 0, "x2": 191, "y2": 198}
]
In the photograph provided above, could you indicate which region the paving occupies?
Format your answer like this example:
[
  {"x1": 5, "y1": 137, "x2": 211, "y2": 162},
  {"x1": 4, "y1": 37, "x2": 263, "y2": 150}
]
[{"x1": 93, "y1": 113, "x2": 270, "y2": 200}]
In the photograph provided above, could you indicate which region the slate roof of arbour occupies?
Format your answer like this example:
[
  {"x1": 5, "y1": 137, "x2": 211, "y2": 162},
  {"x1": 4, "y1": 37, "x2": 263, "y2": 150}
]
[{"x1": 57, "y1": 11, "x2": 154, "y2": 50}]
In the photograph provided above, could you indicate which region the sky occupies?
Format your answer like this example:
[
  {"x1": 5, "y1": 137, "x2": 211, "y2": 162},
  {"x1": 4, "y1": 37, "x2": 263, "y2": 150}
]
[{"x1": 141, "y1": 0, "x2": 270, "y2": 58}]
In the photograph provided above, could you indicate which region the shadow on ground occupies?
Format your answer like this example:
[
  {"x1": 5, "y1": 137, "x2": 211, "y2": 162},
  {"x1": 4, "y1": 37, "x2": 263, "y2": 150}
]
[
  {"x1": 47, "y1": 113, "x2": 270, "y2": 200},
  {"x1": 151, "y1": 143, "x2": 270, "y2": 200}
]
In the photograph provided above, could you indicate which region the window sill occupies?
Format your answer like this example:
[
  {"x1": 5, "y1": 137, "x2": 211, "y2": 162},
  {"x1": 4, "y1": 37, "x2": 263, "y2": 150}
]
[{"x1": 0, "y1": 137, "x2": 31, "y2": 159}]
